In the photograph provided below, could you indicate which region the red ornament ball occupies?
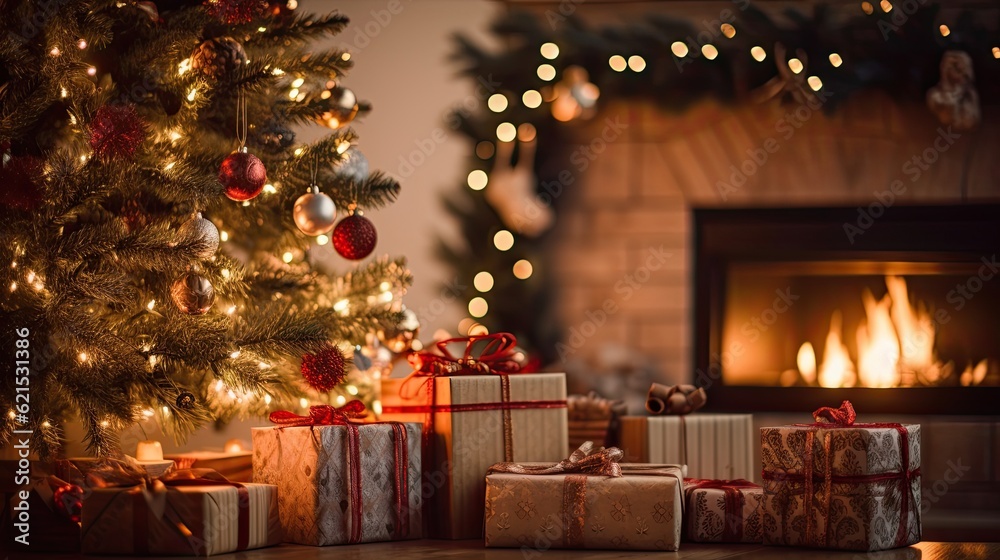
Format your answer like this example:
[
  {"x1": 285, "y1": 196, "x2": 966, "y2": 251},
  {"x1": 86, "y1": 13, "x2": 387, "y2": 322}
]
[
  {"x1": 88, "y1": 104, "x2": 147, "y2": 161},
  {"x1": 332, "y1": 214, "x2": 377, "y2": 260},
  {"x1": 53, "y1": 483, "x2": 84, "y2": 523},
  {"x1": 301, "y1": 345, "x2": 347, "y2": 393},
  {"x1": 219, "y1": 150, "x2": 267, "y2": 201},
  {"x1": 0, "y1": 155, "x2": 44, "y2": 211},
  {"x1": 204, "y1": 0, "x2": 268, "y2": 24}
]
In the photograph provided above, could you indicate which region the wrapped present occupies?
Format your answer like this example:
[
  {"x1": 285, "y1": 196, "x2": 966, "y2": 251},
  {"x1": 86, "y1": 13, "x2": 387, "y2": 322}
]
[
  {"x1": 80, "y1": 461, "x2": 281, "y2": 556},
  {"x1": 2, "y1": 468, "x2": 82, "y2": 553},
  {"x1": 252, "y1": 401, "x2": 422, "y2": 545},
  {"x1": 567, "y1": 391, "x2": 627, "y2": 454},
  {"x1": 760, "y1": 401, "x2": 921, "y2": 551},
  {"x1": 484, "y1": 442, "x2": 684, "y2": 551},
  {"x1": 380, "y1": 333, "x2": 568, "y2": 539},
  {"x1": 165, "y1": 450, "x2": 252, "y2": 482},
  {"x1": 683, "y1": 478, "x2": 763, "y2": 543}
]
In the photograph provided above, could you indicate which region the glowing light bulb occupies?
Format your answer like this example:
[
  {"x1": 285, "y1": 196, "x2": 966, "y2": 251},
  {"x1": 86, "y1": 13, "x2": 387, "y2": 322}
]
[
  {"x1": 939, "y1": 25, "x2": 950, "y2": 37},
  {"x1": 316, "y1": 234, "x2": 329, "y2": 245},
  {"x1": 627, "y1": 55, "x2": 646, "y2": 72},
  {"x1": 496, "y1": 122, "x2": 516, "y2": 142},
  {"x1": 751, "y1": 46, "x2": 766, "y2": 62},
  {"x1": 720, "y1": 23, "x2": 736, "y2": 38},
  {"x1": 220, "y1": 231, "x2": 229, "y2": 242},
  {"x1": 671, "y1": 42, "x2": 689, "y2": 57},
  {"x1": 474, "y1": 271, "x2": 494, "y2": 292},
  {"x1": 468, "y1": 169, "x2": 488, "y2": 190},
  {"x1": 702, "y1": 45, "x2": 719, "y2": 60},
  {"x1": 807, "y1": 76, "x2": 823, "y2": 91},
  {"x1": 522, "y1": 90, "x2": 542, "y2": 108},
  {"x1": 829, "y1": 53, "x2": 843, "y2": 67},
  {"x1": 469, "y1": 297, "x2": 488, "y2": 318},
  {"x1": 787, "y1": 58, "x2": 804, "y2": 74},
  {"x1": 78, "y1": 352, "x2": 88, "y2": 362},
  {"x1": 608, "y1": 55, "x2": 627, "y2": 72},
  {"x1": 488, "y1": 94, "x2": 508, "y2": 112},
  {"x1": 282, "y1": 251, "x2": 293, "y2": 263},
  {"x1": 536, "y1": 64, "x2": 556, "y2": 81},
  {"x1": 147, "y1": 299, "x2": 155, "y2": 310},
  {"x1": 540, "y1": 42, "x2": 559, "y2": 59},
  {"x1": 494, "y1": 230, "x2": 514, "y2": 251},
  {"x1": 513, "y1": 260, "x2": 533, "y2": 279}
]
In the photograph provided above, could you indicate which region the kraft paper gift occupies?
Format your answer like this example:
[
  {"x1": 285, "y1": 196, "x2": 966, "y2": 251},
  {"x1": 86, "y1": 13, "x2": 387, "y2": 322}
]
[
  {"x1": 484, "y1": 443, "x2": 684, "y2": 551},
  {"x1": 683, "y1": 478, "x2": 763, "y2": 543},
  {"x1": 760, "y1": 401, "x2": 921, "y2": 551},
  {"x1": 619, "y1": 413, "x2": 754, "y2": 480},
  {"x1": 380, "y1": 334, "x2": 568, "y2": 539},
  {"x1": 81, "y1": 474, "x2": 280, "y2": 556},
  {"x1": 252, "y1": 403, "x2": 423, "y2": 546}
]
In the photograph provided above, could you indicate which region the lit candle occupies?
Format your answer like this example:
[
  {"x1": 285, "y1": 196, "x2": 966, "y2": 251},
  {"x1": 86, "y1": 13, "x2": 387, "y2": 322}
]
[
  {"x1": 135, "y1": 440, "x2": 163, "y2": 462},
  {"x1": 223, "y1": 439, "x2": 244, "y2": 453}
]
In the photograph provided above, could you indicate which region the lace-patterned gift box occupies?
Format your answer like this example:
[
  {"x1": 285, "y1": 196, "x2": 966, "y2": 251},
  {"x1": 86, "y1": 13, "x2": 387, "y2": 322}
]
[
  {"x1": 252, "y1": 422, "x2": 423, "y2": 546},
  {"x1": 760, "y1": 417, "x2": 921, "y2": 551},
  {"x1": 484, "y1": 463, "x2": 684, "y2": 551},
  {"x1": 682, "y1": 478, "x2": 763, "y2": 543}
]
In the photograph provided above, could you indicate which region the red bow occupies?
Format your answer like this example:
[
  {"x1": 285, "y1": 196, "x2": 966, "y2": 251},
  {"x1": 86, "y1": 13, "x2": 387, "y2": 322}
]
[
  {"x1": 811, "y1": 400, "x2": 856, "y2": 426},
  {"x1": 407, "y1": 333, "x2": 521, "y2": 377},
  {"x1": 268, "y1": 400, "x2": 367, "y2": 427}
]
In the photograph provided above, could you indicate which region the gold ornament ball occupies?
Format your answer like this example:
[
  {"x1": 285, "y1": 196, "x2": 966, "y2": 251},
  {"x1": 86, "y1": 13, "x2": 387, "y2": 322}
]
[
  {"x1": 293, "y1": 187, "x2": 337, "y2": 236},
  {"x1": 377, "y1": 308, "x2": 420, "y2": 353},
  {"x1": 171, "y1": 272, "x2": 216, "y2": 315},
  {"x1": 175, "y1": 212, "x2": 220, "y2": 259},
  {"x1": 317, "y1": 87, "x2": 358, "y2": 129}
]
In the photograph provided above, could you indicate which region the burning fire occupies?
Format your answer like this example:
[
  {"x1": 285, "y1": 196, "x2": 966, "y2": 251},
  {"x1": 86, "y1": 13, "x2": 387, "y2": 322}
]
[{"x1": 797, "y1": 276, "x2": 986, "y2": 388}]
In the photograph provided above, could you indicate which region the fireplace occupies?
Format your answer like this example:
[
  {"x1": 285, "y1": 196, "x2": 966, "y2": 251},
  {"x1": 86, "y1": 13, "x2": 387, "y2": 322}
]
[{"x1": 694, "y1": 204, "x2": 1000, "y2": 414}]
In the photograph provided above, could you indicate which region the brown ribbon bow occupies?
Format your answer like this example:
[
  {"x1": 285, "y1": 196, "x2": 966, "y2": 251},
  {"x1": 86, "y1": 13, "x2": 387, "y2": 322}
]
[
  {"x1": 406, "y1": 333, "x2": 522, "y2": 377},
  {"x1": 645, "y1": 383, "x2": 707, "y2": 415},
  {"x1": 488, "y1": 441, "x2": 623, "y2": 477}
]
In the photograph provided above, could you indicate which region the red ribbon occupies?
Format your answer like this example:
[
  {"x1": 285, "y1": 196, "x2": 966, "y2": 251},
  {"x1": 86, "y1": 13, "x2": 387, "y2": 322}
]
[
  {"x1": 269, "y1": 402, "x2": 411, "y2": 543},
  {"x1": 762, "y1": 401, "x2": 919, "y2": 549},
  {"x1": 684, "y1": 478, "x2": 759, "y2": 542}
]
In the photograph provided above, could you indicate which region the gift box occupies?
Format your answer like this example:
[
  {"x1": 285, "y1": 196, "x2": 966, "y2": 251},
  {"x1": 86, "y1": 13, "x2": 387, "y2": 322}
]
[
  {"x1": 380, "y1": 334, "x2": 568, "y2": 539},
  {"x1": 760, "y1": 401, "x2": 921, "y2": 551},
  {"x1": 484, "y1": 443, "x2": 684, "y2": 551},
  {"x1": 683, "y1": 478, "x2": 763, "y2": 543},
  {"x1": 567, "y1": 392, "x2": 626, "y2": 455},
  {"x1": 252, "y1": 402, "x2": 423, "y2": 546},
  {"x1": 619, "y1": 414, "x2": 754, "y2": 480},
  {"x1": 81, "y1": 469, "x2": 281, "y2": 556},
  {"x1": 165, "y1": 450, "x2": 252, "y2": 482}
]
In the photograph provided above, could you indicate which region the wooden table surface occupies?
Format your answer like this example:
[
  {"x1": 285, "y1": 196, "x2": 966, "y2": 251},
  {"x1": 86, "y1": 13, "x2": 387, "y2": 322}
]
[{"x1": 19, "y1": 541, "x2": 1000, "y2": 560}]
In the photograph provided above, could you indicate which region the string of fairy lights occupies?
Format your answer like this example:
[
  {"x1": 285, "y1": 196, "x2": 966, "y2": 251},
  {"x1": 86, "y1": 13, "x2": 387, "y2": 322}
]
[{"x1": 453, "y1": 0, "x2": 1000, "y2": 341}]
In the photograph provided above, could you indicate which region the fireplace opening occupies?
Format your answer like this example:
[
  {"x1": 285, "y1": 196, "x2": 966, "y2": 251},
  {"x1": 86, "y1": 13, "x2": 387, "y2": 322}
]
[{"x1": 694, "y1": 205, "x2": 1000, "y2": 414}]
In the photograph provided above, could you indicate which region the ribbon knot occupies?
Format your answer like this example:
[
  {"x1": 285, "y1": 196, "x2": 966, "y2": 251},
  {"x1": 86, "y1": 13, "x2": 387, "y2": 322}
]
[
  {"x1": 268, "y1": 401, "x2": 367, "y2": 427},
  {"x1": 811, "y1": 400, "x2": 856, "y2": 426},
  {"x1": 407, "y1": 333, "x2": 521, "y2": 377},
  {"x1": 487, "y1": 441, "x2": 623, "y2": 477}
]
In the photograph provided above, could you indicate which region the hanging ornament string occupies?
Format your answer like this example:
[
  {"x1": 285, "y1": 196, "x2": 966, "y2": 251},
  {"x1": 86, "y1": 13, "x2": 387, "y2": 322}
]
[
  {"x1": 220, "y1": 89, "x2": 267, "y2": 202},
  {"x1": 293, "y1": 152, "x2": 338, "y2": 236},
  {"x1": 236, "y1": 89, "x2": 248, "y2": 150}
]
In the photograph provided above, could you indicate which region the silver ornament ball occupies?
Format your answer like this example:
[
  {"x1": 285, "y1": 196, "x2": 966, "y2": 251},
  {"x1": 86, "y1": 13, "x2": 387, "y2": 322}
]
[
  {"x1": 293, "y1": 187, "x2": 337, "y2": 236},
  {"x1": 176, "y1": 212, "x2": 220, "y2": 259},
  {"x1": 336, "y1": 147, "x2": 369, "y2": 184}
]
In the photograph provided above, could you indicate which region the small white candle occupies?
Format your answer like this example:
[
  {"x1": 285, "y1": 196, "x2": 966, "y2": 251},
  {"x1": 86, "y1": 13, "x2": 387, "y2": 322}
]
[
  {"x1": 135, "y1": 440, "x2": 163, "y2": 462},
  {"x1": 223, "y1": 439, "x2": 243, "y2": 453}
]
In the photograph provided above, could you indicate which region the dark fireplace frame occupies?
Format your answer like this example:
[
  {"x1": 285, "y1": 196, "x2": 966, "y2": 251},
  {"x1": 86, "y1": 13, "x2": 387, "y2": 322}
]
[{"x1": 693, "y1": 204, "x2": 1000, "y2": 414}]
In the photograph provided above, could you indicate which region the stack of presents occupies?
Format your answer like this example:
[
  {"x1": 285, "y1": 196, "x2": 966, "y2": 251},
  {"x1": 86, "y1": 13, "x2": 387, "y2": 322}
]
[{"x1": 4, "y1": 333, "x2": 921, "y2": 554}]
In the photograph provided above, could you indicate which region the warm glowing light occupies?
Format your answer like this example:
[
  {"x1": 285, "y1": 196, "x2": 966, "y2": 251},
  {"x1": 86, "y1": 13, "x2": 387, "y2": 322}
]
[
  {"x1": 536, "y1": 64, "x2": 556, "y2": 81},
  {"x1": 187, "y1": 88, "x2": 197, "y2": 101},
  {"x1": 316, "y1": 234, "x2": 329, "y2": 245},
  {"x1": 829, "y1": 53, "x2": 843, "y2": 67},
  {"x1": 807, "y1": 76, "x2": 823, "y2": 91},
  {"x1": 335, "y1": 395, "x2": 347, "y2": 406},
  {"x1": 78, "y1": 352, "x2": 88, "y2": 363},
  {"x1": 41, "y1": 421, "x2": 51, "y2": 428},
  {"x1": 334, "y1": 299, "x2": 349, "y2": 312},
  {"x1": 797, "y1": 342, "x2": 817, "y2": 385},
  {"x1": 474, "y1": 271, "x2": 494, "y2": 292},
  {"x1": 856, "y1": 288, "x2": 900, "y2": 388},
  {"x1": 291, "y1": 77, "x2": 305, "y2": 88},
  {"x1": 512, "y1": 260, "x2": 533, "y2": 279},
  {"x1": 751, "y1": 47, "x2": 766, "y2": 62},
  {"x1": 540, "y1": 42, "x2": 560, "y2": 59},
  {"x1": 993, "y1": 47, "x2": 1000, "y2": 59},
  {"x1": 230, "y1": 349, "x2": 242, "y2": 359},
  {"x1": 469, "y1": 323, "x2": 489, "y2": 336},
  {"x1": 299, "y1": 397, "x2": 309, "y2": 408},
  {"x1": 86, "y1": 66, "x2": 97, "y2": 76},
  {"x1": 608, "y1": 55, "x2": 627, "y2": 72},
  {"x1": 627, "y1": 55, "x2": 646, "y2": 72},
  {"x1": 939, "y1": 25, "x2": 950, "y2": 37},
  {"x1": 282, "y1": 251, "x2": 293, "y2": 263},
  {"x1": 147, "y1": 299, "x2": 155, "y2": 310},
  {"x1": 522, "y1": 90, "x2": 542, "y2": 108},
  {"x1": 100, "y1": 419, "x2": 110, "y2": 428},
  {"x1": 226, "y1": 305, "x2": 236, "y2": 315},
  {"x1": 346, "y1": 385, "x2": 359, "y2": 395},
  {"x1": 220, "y1": 231, "x2": 229, "y2": 242},
  {"x1": 671, "y1": 42, "x2": 689, "y2": 57},
  {"x1": 701, "y1": 44, "x2": 719, "y2": 60},
  {"x1": 78, "y1": 39, "x2": 88, "y2": 49},
  {"x1": 880, "y1": 0, "x2": 892, "y2": 12},
  {"x1": 458, "y1": 318, "x2": 476, "y2": 334},
  {"x1": 61, "y1": 87, "x2": 68, "y2": 98},
  {"x1": 469, "y1": 297, "x2": 488, "y2": 317},
  {"x1": 488, "y1": 93, "x2": 508, "y2": 112},
  {"x1": 294, "y1": 147, "x2": 304, "y2": 156},
  {"x1": 861, "y1": 1, "x2": 874, "y2": 14},
  {"x1": 493, "y1": 230, "x2": 514, "y2": 251},
  {"x1": 720, "y1": 23, "x2": 736, "y2": 38},
  {"x1": 788, "y1": 58, "x2": 804, "y2": 74},
  {"x1": 142, "y1": 408, "x2": 155, "y2": 418},
  {"x1": 517, "y1": 123, "x2": 537, "y2": 142},
  {"x1": 468, "y1": 169, "x2": 488, "y2": 190},
  {"x1": 372, "y1": 400, "x2": 383, "y2": 415},
  {"x1": 886, "y1": 276, "x2": 936, "y2": 373},
  {"x1": 264, "y1": 394, "x2": 273, "y2": 405},
  {"x1": 496, "y1": 122, "x2": 517, "y2": 142},
  {"x1": 817, "y1": 313, "x2": 856, "y2": 388},
  {"x1": 50, "y1": 47, "x2": 61, "y2": 57}
]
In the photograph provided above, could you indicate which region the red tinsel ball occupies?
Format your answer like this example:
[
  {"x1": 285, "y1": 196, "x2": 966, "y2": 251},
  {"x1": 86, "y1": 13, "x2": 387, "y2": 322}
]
[
  {"x1": 332, "y1": 214, "x2": 377, "y2": 260},
  {"x1": 301, "y1": 345, "x2": 347, "y2": 393},
  {"x1": 88, "y1": 104, "x2": 147, "y2": 161},
  {"x1": 53, "y1": 483, "x2": 84, "y2": 523},
  {"x1": 0, "y1": 155, "x2": 44, "y2": 211},
  {"x1": 219, "y1": 150, "x2": 267, "y2": 201},
  {"x1": 204, "y1": 0, "x2": 268, "y2": 24}
]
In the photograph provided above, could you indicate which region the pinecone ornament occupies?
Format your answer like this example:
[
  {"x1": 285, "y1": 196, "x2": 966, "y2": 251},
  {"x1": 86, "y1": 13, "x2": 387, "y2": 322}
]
[{"x1": 191, "y1": 37, "x2": 247, "y2": 80}]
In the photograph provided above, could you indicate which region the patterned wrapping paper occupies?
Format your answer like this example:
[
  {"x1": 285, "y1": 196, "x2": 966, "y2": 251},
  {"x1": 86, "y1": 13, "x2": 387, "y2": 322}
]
[
  {"x1": 380, "y1": 372, "x2": 568, "y2": 539},
  {"x1": 683, "y1": 479, "x2": 763, "y2": 543},
  {"x1": 252, "y1": 421, "x2": 423, "y2": 546},
  {"x1": 619, "y1": 414, "x2": 754, "y2": 480},
  {"x1": 760, "y1": 421, "x2": 921, "y2": 551},
  {"x1": 484, "y1": 464, "x2": 684, "y2": 551},
  {"x1": 81, "y1": 482, "x2": 280, "y2": 556}
]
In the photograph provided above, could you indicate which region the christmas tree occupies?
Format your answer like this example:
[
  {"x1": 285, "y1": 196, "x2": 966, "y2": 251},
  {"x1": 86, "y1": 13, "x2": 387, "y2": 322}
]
[{"x1": 0, "y1": 0, "x2": 412, "y2": 459}]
